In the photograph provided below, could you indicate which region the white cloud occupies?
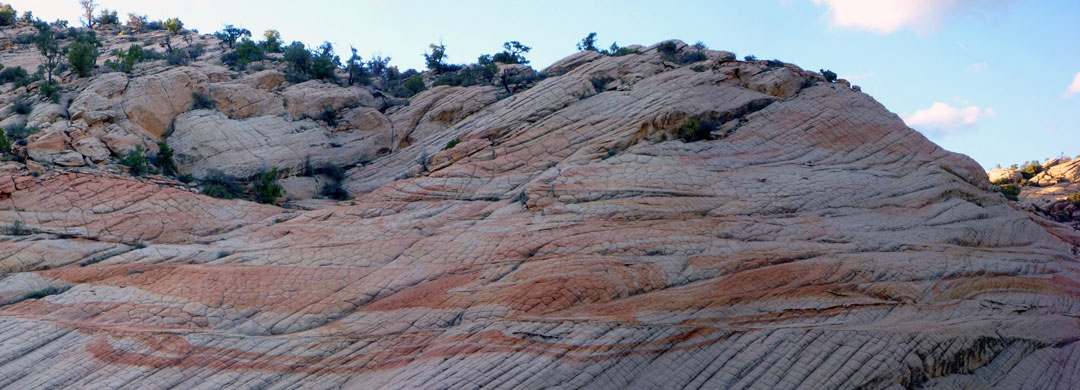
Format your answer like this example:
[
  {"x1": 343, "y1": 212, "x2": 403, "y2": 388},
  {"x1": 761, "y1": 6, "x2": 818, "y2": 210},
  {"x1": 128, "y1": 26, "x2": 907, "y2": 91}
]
[
  {"x1": 810, "y1": 0, "x2": 1008, "y2": 35},
  {"x1": 903, "y1": 102, "x2": 996, "y2": 134},
  {"x1": 1065, "y1": 72, "x2": 1080, "y2": 98},
  {"x1": 965, "y1": 62, "x2": 988, "y2": 73}
]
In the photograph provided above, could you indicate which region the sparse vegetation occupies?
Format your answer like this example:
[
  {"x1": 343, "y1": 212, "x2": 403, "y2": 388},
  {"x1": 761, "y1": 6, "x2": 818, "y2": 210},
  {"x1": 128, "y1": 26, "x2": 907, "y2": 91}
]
[
  {"x1": 0, "y1": 131, "x2": 10, "y2": 155},
  {"x1": 38, "y1": 80, "x2": 61, "y2": 103},
  {"x1": 155, "y1": 142, "x2": 177, "y2": 176},
  {"x1": 22, "y1": 286, "x2": 69, "y2": 300},
  {"x1": 9, "y1": 220, "x2": 25, "y2": 235},
  {"x1": 0, "y1": 3, "x2": 16, "y2": 26},
  {"x1": 997, "y1": 184, "x2": 1020, "y2": 201},
  {"x1": 282, "y1": 41, "x2": 340, "y2": 83},
  {"x1": 191, "y1": 93, "x2": 216, "y2": 110},
  {"x1": 744, "y1": 55, "x2": 758, "y2": 61},
  {"x1": 79, "y1": 0, "x2": 98, "y2": 28},
  {"x1": 163, "y1": 18, "x2": 183, "y2": 34},
  {"x1": 445, "y1": 138, "x2": 461, "y2": 150},
  {"x1": 105, "y1": 44, "x2": 164, "y2": 73},
  {"x1": 691, "y1": 65, "x2": 706, "y2": 72},
  {"x1": 67, "y1": 31, "x2": 102, "y2": 78},
  {"x1": 253, "y1": 168, "x2": 283, "y2": 204},
  {"x1": 657, "y1": 41, "x2": 679, "y2": 61},
  {"x1": 201, "y1": 170, "x2": 243, "y2": 199},
  {"x1": 1068, "y1": 192, "x2": 1080, "y2": 206},
  {"x1": 214, "y1": 25, "x2": 250, "y2": 49},
  {"x1": 11, "y1": 95, "x2": 33, "y2": 115},
  {"x1": 1020, "y1": 160, "x2": 1043, "y2": 179},
  {"x1": 424, "y1": 42, "x2": 450, "y2": 74},
  {"x1": 590, "y1": 76, "x2": 614, "y2": 92},
  {"x1": 491, "y1": 41, "x2": 531, "y2": 64},
  {"x1": 223, "y1": 38, "x2": 265, "y2": 69},
  {"x1": 119, "y1": 146, "x2": 149, "y2": 176},
  {"x1": 5, "y1": 123, "x2": 40, "y2": 141},
  {"x1": 95, "y1": 9, "x2": 119, "y2": 26},
  {"x1": 577, "y1": 32, "x2": 598, "y2": 52},
  {"x1": 399, "y1": 74, "x2": 426, "y2": 97},
  {"x1": 820, "y1": 69, "x2": 838, "y2": 83},
  {"x1": 260, "y1": 30, "x2": 283, "y2": 53},
  {"x1": 34, "y1": 22, "x2": 66, "y2": 83},
  {"x1": 0, "y1": 66, "x2": 29, "y2": 86},
  {"x1": 676, "y1": 119, "x2": 718, "y2": 143}
]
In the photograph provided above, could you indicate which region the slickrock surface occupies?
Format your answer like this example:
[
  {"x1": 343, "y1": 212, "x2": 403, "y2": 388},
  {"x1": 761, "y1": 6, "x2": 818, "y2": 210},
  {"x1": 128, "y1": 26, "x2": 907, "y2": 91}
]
[{"x1": 1, "y1": 38, "x2": 1079, "y2": 390}]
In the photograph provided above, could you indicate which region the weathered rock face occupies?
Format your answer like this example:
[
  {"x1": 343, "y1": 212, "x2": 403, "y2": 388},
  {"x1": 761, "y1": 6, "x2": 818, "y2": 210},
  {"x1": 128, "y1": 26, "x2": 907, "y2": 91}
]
[
  {"x1": 1, "y1": 41, "x2": 1078, "y2": 390},
  {"x1": 168, "y1": 109, "x2": 391, "y2": 179}
]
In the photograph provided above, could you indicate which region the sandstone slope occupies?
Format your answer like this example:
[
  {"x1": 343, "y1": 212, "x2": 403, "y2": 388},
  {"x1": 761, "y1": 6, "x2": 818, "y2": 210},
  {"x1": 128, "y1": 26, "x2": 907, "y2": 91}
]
[{"x1": 0, "y1": 38, "x2": 1078, "y2": 390}]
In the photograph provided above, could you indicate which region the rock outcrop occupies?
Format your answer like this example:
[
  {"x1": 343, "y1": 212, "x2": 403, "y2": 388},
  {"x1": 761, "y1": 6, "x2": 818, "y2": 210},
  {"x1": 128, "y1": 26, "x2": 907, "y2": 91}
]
[{"x1": 1, "y1": 36, "x2": 1078, "y2": 390}]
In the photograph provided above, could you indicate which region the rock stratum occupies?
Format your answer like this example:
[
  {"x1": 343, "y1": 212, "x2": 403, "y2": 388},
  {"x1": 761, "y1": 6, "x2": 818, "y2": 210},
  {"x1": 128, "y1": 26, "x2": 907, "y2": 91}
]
[{"x1": 1, "y1": 33, "x2": 1079, "y2": 389}]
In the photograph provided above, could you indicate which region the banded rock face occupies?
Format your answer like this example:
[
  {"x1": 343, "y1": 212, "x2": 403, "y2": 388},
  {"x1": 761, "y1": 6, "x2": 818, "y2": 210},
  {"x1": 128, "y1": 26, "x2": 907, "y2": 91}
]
[{"x1": 0, "y1": 41, "x2": 1078, "y2": 390}]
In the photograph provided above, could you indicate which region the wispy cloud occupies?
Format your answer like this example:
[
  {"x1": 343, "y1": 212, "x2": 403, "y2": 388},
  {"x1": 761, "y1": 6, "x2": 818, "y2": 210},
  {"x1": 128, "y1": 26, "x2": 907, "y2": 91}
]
[
  {"x1": 903, "y1": 102, "x2": 996, "y2": 135},
  {"x1": 1065, "y1": 72, "x2": 1080, "y2": 98},
  {"x1": 965, "y1": 62, "x2": 988, "y2": 73},
  {"x1": 809, "y1": 0, "x2": 1010, "y2": 35}
]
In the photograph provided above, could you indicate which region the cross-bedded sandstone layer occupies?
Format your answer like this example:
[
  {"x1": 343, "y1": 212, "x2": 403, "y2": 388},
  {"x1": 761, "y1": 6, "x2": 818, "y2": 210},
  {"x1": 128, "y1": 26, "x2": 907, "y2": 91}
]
[{"x1": 1, "y1": 41, "x2": 1078, "y2": 389}]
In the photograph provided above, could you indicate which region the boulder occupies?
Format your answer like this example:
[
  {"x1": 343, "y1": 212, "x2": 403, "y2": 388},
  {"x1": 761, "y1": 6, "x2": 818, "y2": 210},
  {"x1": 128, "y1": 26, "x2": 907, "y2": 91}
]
[
  {"x1": 282, "y1": 81, "x2": 377, "y2": 119},
  {"x1": 71, "y1": 136, "x2": 111, "y2": 163}
]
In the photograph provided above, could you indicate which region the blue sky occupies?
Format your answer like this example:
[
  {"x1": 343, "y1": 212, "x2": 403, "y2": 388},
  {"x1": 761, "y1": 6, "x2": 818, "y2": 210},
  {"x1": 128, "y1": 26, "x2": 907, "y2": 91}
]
[{"x1": 12, "y1": 0, "x2": 1079, "y2": 169}]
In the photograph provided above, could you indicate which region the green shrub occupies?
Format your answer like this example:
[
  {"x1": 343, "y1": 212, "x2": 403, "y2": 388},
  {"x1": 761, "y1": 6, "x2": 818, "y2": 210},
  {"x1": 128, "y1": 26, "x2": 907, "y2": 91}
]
[
  {"x1": 191, "y1": 93, "x2": 215, "y2": 110},
  {"x1": 68, "y1": 41, "x2": 99, "y2": 78},
  {"x1": 657, "y1": 41, "x2": 679, "y2": 61},
  {"x1": 820, "y1": 69, "x2": 838, "y2": 83},
  {"x1": 321, "y1": 182, "x2": 349, "y2": 200},
  {"x1": 95, "y1": 9, "x2": 119, "y2": 26},
  {"x1": 253, "y1": 168, "x2": 282, "y2": 204},
  {"x1": 223, "y1": 38, "x2": 264, "y2": 69},
  {"x1": 0, "y1": 131, "x2": 10, "y2": 155},
  {"x1": 445, "y1": 138, "x2": 461, "y2": 150},
  {"x1": 9, "y1": 220, "x2": 24, "y2": 235},
  {"x1": 120, "y1": 146, "x2": 148, "y2": 176},
  {"x1": 589, "y1": 76, "x2": 614, "y2": 91},
  {"x1": 38, "y1": 80, "x2": 61, "y2": 103},
  {"x1": 13, "y1": 33, "x2": 34, "y2": 45},
  {"x1": 0, "y1": 4, "x2": 15, "y2": 26},
  {"x1": 743, "y1": 55, "x2": 758, "y2": 61},
  {"x1": 0, "y1": 66, "x2": 29, "y2": 85},
  {"x1": 5, "y1": 123, "x2": 39, "y2": 141},
  {"x1": 155, "y1": 142, "x2": 177, "y2": 176},
  {"x1": 11, "y1": 95, "x2": 32, "y2": 115},
  {"x1": 214, "y1": 25, "x2": 250, "y2": 48},
  {"x1": 315, "y1": 107, "x2": 338, "y2": 126},
  {"x1": 676, "y1": 119, "x2": 718, "y2": 143},
  {"x1": 1068, "y1": 192, "x2": 1080, "y2": 206},
  {"x1": 997, "y1": 184, "x2": 1020, "y2": 201},
  {"x1": 201, "y1": 170, "x2": 243, "y2": 199},
  {"x1": 424, "y1": 42, "x2": 449, "y2": 74},
  {"x1": 490, "y1": 41, "x2": 531, "y2": 64},
  {"x1": 691, "y1": 65, "x2": 706, "y2": 72},
  {"x1": 401, "y1": 74, "x2": 426, "y2": 97},
  {"x1": 163, "y1": 18, "x2": 183, "y2": 34},
  {"x1": 1020, "y1": 161, "x2": 1043, "y2": 179},
  {"x1": 260, "y1": 30, "x2": 283, "y2": 53},
  {"x1": 681, "y1": 51, "x2": 707, "y2": 64},
  {"x1": 318, "y1": 163, "x2": 345, "y2": 182},
  {"x1": 105, "y1": 44, "x2": 156, "y2": 73},
  {"x1": 577, "y1": 32, "x2": 598, "y2": 52},
  {"x1": 177, "y1": 173, "x2": 194, "y2": 183}
]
